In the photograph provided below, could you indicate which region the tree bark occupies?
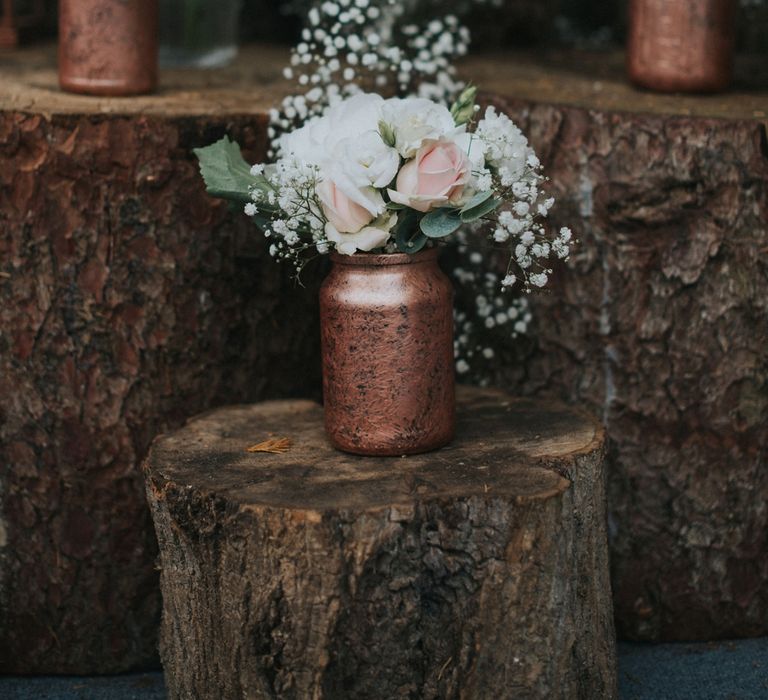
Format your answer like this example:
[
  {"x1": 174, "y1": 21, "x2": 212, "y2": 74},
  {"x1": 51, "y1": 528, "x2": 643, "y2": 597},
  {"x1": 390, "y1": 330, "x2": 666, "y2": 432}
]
[
  {"x1": 0, "y1": 45, "x2": 323, "y2": 673},
  {"x1": 485, "y1": 93, "x2": 768, "y2": 641},
  {"x1": 144, "y1": 387, "x2": 616, "y2": 700}
]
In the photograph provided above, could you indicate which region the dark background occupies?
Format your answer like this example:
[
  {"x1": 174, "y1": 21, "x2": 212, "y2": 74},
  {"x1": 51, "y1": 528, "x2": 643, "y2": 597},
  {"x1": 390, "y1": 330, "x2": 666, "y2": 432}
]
[
  {"x1": 15, "y1": 0, "x2": 768, "y2": 53},
  {"x1": 244, "y1": 0, "x2": 767, "y2": 54}
]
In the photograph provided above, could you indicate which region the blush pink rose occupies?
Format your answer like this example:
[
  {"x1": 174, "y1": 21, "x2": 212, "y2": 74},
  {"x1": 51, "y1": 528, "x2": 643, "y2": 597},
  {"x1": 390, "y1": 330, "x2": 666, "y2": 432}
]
[
  {"x1": 317, "y1": 179, "x2": 375, "y2": 233},
  {"x1": 388, "y1": 139, "x2": 471, "y2": 213}
]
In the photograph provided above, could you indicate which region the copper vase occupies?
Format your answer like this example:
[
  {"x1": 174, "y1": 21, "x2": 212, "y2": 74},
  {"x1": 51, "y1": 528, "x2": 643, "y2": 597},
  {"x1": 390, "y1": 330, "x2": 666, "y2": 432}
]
[
  {"x1": 627, "y1": 0, "x2": 737, "y2": 93},
  {"x1": 59, "y1": 0, "x2": 158, "y2": 96},
  {"x1": 319, "y1": 249, "x2": 455, "y2": 456}
]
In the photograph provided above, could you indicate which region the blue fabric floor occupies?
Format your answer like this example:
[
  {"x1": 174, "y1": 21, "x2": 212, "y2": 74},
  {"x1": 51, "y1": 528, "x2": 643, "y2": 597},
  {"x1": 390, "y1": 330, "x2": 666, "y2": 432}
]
[
  {"x1": 0, "y1": 672, "x2": 166, "y2": 699},
  {"x1": 2, "y1": 638, "x2": 766, "y2": 699},
  {"x1": 619, "y1": 638, "x2": 768, "y2": 700}
]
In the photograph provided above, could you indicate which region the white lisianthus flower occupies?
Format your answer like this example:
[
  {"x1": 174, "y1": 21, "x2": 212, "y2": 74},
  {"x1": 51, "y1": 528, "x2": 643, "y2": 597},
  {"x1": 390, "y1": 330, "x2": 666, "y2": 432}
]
[
  {"x1": 334, "y1": 131, "x2": 400, "y2": 189},
  {"x1": 277, "y1": 92, "x2": 385, "y2": 164},
  {"x1": 324, "y1": 130, "x2": 399, "y2": 215},
  {"x1": 325, "y1": 211, "x2": 397, "y2": 255},
  {"x1": 277, "y1": 93, "x2": 398, "y2": 217},
  {"x1": 275, "y1": 112, "x2": 327, "y2": 165},
  {"x1": 381, "y1": 97, "x2": 460, "y2": 157}
]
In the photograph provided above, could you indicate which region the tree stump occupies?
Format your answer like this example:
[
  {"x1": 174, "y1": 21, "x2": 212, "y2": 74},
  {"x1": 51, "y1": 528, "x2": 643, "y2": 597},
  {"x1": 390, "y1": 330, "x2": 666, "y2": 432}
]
[{"x1": 144, "y1": 387, "x2": 616, "y2": 699}]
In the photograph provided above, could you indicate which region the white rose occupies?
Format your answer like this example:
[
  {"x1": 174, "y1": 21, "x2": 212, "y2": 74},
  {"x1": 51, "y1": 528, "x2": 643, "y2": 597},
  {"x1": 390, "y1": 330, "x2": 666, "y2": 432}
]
[
  {"x1": 325, "y1": 211, "x2": 397, "y2": 256},
  {"x1": 449, "y1": 130, "x2": 487, "y2": 205},
  {"x1": 381, "y1": 97, "x2": 461, "y2": 158},
  {"x1": 388, "y1": 138, "x2": 471, "y2": 213}
]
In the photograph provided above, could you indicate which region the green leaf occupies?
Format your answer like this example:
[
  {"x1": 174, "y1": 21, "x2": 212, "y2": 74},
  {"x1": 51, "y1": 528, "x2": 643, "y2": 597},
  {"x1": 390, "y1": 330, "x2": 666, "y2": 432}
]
[
  {"x1": 460, "y1": 190, "x2": 493, "y2": 213},
  {"x1": 460, "y1": 196, "x2": 501, "y2": 223},
  {"x1": 420, "y1": 208, "x2": 463, "y2": 239},
  {"x1": 396, "y1": 227, "x2": 428, "y2": 254},
  {"x1": 193, "y1": 136, "x2": 261, "y2": 204},
  {"x1": 386, "y1": 201, "x2": 406, "y2": 211}
]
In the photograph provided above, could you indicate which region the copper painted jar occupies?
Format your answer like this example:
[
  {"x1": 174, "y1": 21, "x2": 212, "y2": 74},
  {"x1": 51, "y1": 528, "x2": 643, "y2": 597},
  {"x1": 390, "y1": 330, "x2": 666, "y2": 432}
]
[
  {"x1": 627, "y1": 0, "x2": 737, "y2": 93},
  {"x1": 319, "y1": 249, "x2": 455, "y2": 456},
  {"x1": 59, "y1": 0, "x2": 158, "y2": 96}
]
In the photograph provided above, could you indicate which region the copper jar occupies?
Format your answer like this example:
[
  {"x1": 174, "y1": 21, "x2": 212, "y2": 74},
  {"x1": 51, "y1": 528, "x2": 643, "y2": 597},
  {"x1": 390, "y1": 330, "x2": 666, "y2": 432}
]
[
  {"x1": 59, "y1": 0, "x2": 158, "y2": 96},
  {"x1": 627, "y1": 0, "x2": 737, "y2": 93},
  {"x1": 319, "y1": 249, "x2": 455, "y2": 456}
]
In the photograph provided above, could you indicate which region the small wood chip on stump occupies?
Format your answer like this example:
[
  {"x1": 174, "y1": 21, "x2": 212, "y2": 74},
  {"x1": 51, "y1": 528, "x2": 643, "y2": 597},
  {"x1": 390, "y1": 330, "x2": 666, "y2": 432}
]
[{"x1": 143, "y1": 387, "x2": 617, "y2": 699}]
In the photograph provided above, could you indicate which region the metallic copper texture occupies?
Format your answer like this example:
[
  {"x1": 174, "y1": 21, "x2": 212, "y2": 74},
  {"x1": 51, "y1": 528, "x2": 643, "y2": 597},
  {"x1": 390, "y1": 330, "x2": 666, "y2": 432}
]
[
  {"x1": 59, "y1": 0, "x2": 158, "y2": 96},
  {"x1": 320, "y1": 249, "x2": 455, "y2": 456},
  {"x1": 627, "y1": 0, "x2": 736, "y2": 93}
]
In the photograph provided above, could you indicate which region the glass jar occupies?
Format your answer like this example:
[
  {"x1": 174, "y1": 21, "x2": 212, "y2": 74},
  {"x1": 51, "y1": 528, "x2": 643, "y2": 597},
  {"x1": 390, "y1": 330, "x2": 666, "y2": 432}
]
[
  {"x1": 627, "y1": 0, "x2": 737, "y2": 92},
  {"x1": 320, "y1": 249, "x2": 455, "y2": 456},
  {"x1": 59, "y1": 0, "x2": 158, "y2": 96},
  {"x1": 159, "y1": 0, "x2": 241, "y2": 68}
]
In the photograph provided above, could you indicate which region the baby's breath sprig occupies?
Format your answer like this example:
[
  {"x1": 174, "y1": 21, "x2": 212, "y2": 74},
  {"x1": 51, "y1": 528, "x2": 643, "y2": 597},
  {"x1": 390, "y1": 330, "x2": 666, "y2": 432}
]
[{"x1": 269, "y1": 0, "x2": 480, "y2": 153}]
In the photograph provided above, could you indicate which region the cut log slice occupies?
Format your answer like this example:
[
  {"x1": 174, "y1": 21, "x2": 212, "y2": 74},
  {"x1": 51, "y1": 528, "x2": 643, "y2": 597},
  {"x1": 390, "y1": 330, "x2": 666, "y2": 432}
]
[{"x1": 144, "y1": 387, "x2": 616, "y2": 699}]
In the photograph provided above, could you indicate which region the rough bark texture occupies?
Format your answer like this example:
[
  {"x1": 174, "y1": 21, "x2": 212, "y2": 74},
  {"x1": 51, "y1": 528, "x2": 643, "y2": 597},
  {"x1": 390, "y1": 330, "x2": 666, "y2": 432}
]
[
  {"x1": 487, "y1": 98, "x2": 768, "y2": 641},
  {"x1": 144, "y1": 387, "x2": 616, "y2": 700},
  {"x1": 0, "y1": 68, "x2": 323, "y2": 671}
]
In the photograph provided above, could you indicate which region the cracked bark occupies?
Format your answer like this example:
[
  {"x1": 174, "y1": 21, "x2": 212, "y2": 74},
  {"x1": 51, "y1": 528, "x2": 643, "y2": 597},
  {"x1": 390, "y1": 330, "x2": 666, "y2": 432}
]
[
  {"x1": 144, "y1": 387, "x2": 616, "y2": 700},
  {"x1": 0, "y1": 110, "x2": 323, "y2": 673},
  {"x1": 485, "y1": 96, "x2": 768, "y2": 641}
]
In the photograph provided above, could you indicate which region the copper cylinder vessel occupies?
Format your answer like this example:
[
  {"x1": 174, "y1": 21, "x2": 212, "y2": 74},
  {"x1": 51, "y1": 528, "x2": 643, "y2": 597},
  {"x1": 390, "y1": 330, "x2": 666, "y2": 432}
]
[
  {"x1": 59, "y1": 0, "x2": 158, "y2": 96},
  {"x1": 627, "y1": 0, "x2": 737, "y2": 93},
  {"x1": 320, "y1": 249, "x2": 455, "y2": 456}
]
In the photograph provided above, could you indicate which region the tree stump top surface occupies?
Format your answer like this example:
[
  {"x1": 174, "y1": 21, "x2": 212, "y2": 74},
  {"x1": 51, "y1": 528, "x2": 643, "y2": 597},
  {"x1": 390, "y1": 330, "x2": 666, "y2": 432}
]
[
  {"x1": 2, "y1": 43, "x2": 766, "y2": 121},
  {"x1": 145, "y1": 387, "x2": 603, "y2": 512}
]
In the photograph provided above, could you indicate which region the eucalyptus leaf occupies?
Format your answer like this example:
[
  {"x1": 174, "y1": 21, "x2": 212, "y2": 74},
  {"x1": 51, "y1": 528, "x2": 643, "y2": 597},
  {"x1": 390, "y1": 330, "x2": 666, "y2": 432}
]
[
  {"x1": 460, "y1": 190, "x2": 493, "y2": 213},
  {"x1": 394, "y1": 208, "x2": 417, "y2": 236},
  {"x1": 460, "y1": 196, "x2": 501, "y2": 223},
  {"x1": 396, "y1": 227, "x2": 428, "y2": 254},
  {"x1": 193, "y1": 136, "x2": 261, "y2": 204},
  {"x1": 394, "y1": 209, "x2": 426, "y2": 253},
  {"x1": 420, "y1": 208, "x2": 463, "y2": 239}
]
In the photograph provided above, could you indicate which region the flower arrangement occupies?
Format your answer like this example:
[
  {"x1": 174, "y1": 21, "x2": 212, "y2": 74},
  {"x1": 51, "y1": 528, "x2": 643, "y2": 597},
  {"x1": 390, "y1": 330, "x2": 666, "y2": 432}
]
[
  {"x1": 196, "y1": 87, "x2": 571, "y2": 293},
  {"x1": 193, "y1": 1, "x2": 576, "y2": 452},
  {"x1": 195, "y1": 0, "x2": 577, "y2": 384}
]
